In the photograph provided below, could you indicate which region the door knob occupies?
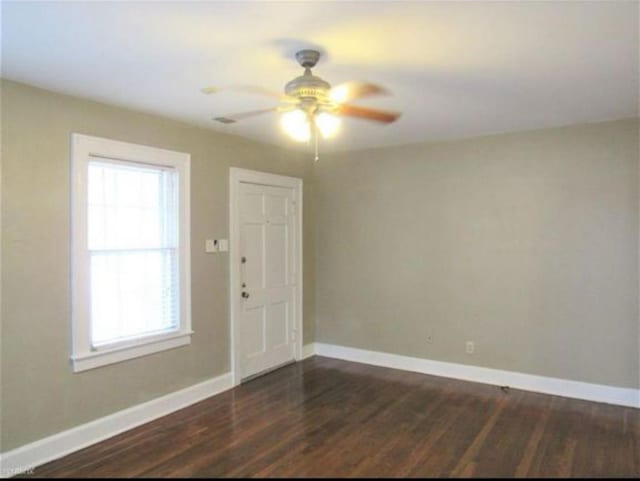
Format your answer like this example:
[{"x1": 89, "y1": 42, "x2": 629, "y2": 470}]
[{"x1": 241, "y1": 292, "x2": 250, "y2": 299}]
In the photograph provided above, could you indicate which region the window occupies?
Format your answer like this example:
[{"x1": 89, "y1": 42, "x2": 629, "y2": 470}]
[{"x1": 71, "y1": 134, "x2": 191, "y2": 372}]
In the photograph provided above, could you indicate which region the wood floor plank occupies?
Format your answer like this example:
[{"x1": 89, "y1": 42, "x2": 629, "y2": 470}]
[{"x1": 24, "y1": 356, "x2": 640, "y2": 478}]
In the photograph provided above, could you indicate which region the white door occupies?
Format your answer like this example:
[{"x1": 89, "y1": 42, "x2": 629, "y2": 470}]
[{"x1": 236, "y1": 180, "x2": 298, "y2": 380}]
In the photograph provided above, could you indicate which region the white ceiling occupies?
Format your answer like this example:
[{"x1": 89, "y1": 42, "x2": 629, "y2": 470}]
[{"x1": 2, "y1": 1, "x2": 638, "y2": 152}]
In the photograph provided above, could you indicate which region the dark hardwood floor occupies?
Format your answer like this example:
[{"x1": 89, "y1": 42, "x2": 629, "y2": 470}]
[{"x1": 27, "y1": 356, "x2": 639, "y2": 478}]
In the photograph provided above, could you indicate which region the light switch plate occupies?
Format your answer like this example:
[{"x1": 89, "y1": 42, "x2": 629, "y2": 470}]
[
  {"x1": 205, "y1": 239, "x2": 217, "y2": 253},
  {"x1": 218, "y1": 239, "x2": 228, "y2": 252}
]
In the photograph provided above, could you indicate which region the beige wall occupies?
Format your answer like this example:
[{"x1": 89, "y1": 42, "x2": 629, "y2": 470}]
[
  {"x1": 315, "y1": 119, "x2": 639, "y2": 389},
  {"x1": 2, "y1": 78, "x2": 638, "y2": 453},
  {"x1": 0, "y1": 80, "x2": 315, "y2": 451}
]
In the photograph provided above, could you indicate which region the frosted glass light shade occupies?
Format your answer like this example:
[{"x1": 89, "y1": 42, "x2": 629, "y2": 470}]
[
  {"x1": 280, "y1": 109, "x2": 311, "y2": 142},
  {"x1": 315, "y1": 112, "x2": 341, "y2": 139}
]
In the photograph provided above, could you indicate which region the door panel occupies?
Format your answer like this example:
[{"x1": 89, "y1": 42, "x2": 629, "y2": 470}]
[
  {"x1": 242, "y1": 305, "x2": 266, "y2": 359},
  {"x1": 238, "y1": 181, "x2": 296, "y2": 380},
  {"x1": 241, "y1": 223, "x2": 264, "y2": 288},
  {"x1": 268, "y1": 301, "x2": 289, "y2": 349},
  {"x1": 266, "y1": 224, "x2": 288, "y2": 287},
  {"x1": 265, "y1": 194, "x2": 288, "y2": 222},
  {"x1": 241, "y1": 193, "x2": 264, "y2": 222}
]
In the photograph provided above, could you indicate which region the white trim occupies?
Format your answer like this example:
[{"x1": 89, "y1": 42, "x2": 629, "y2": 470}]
[
  {"x1": 70, "y1": 134, "x2": 191, "y2": 372},
  {"x1": 314, "y1": 343, "x2": 640, "y2": 408},
  {"x1": 302, "y1": 343, "x2": 316, "y2": 360},
  {"x1": 229, "y1": 168, "x2": 303, "y2": 386},
  {"x1": 0, "y1": 372, "x2": 233, "y2": 477},
  {"x1": 71, "y1": 331, "x2": 193, "y2": 372}
]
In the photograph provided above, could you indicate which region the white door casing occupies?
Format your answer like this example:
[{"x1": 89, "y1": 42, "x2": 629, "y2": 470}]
[{"x1": 230, "y1": 168, "x2": 302, "y2": 384}]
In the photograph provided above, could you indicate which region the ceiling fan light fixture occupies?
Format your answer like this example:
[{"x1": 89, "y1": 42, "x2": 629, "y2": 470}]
[
  {"x1": 315, "y1": 112, "x2": 341, "y2": 139},
  {"x1": 205, "y1": 49, "x2": 399, "y2": 155},
  {"x1": 280, "y1": 109, "x2": 311, "y2": 142}
]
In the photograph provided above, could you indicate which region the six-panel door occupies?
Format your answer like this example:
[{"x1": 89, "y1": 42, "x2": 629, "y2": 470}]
[{"x1": 239, "y1": 182, "x2": 296, "y2": 379}]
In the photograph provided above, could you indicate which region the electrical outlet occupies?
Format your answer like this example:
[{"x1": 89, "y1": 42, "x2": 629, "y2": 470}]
[{"x1": 466, "y1": 341, "x2": 475, "y2": 354}]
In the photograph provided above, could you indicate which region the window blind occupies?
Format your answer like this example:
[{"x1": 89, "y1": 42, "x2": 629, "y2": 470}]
[{"x1": 88, "y1": 159, "x2": 179, "y2": 347}]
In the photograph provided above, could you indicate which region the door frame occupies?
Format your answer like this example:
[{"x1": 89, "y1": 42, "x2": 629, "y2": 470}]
[{"x1": 229, "y1": 167, "x2": 303, "y2": 386}]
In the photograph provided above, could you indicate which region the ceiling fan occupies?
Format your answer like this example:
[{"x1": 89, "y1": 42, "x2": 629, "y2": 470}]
[{"x1": 202, "y1": 49, "x2": 400, "y2": 158}]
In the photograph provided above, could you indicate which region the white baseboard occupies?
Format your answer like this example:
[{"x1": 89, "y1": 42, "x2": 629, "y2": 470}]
[
  {"x1": 302, "y1": 342, "x2": 316, "y2": 360},
  {"x1": 312, "y1": 342, "x2": 640, "y2": 409},
  {"x1": 0, "y1": 372, "x2": 233, "y2": 477},
  {"x1": 3, "y1": 345, "x2": 636, "y2": 477}
]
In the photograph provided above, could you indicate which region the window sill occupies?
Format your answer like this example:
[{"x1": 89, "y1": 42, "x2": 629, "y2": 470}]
[{"x1": 71, "y1": 331, "x2": 193, "y2": 372}]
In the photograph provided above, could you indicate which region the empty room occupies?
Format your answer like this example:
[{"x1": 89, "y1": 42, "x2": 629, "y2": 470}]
[{"x1": 1, "y1": 0, "x2": 638, "y2": 478}]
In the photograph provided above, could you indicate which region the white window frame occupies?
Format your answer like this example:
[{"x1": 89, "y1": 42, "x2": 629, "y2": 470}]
[{"x1": 70, "y1": 134, "x2": 191, "y2": 372}]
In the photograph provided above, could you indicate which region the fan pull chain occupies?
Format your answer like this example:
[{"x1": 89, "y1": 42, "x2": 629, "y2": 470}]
[{"x1": 314, "y1": 122, "x2": 319, "y2": 162}]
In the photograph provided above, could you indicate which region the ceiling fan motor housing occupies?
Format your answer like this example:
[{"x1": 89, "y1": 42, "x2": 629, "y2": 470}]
[
  {"x1": 284, "y1": 49, "x2": 333, "y2": 108},
  {"x1": 285, "y1": 69, "x2": 331, "y2": 100}
]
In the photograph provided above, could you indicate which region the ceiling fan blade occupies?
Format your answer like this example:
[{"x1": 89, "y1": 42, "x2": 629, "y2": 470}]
[
  {"x1": 202, "y1": 85, "x2": 297, "y2": 103},
  {"x1": 329, "y1": 81, "x2": 389, "y2": 103},
  {"x1": 336, "y1": 104, "x2": 401, "y2": 124},
  {"x1": 213, "y1": 107, "x2": 279, "y2": 124}
]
